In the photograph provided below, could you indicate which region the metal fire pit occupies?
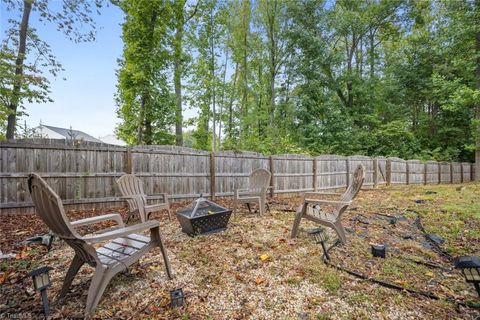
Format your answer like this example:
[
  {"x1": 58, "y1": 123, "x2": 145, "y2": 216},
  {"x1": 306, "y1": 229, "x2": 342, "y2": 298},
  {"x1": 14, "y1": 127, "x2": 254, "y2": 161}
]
[{"x1": 176, "y1": 196, "x2": 232, "y2": 236}]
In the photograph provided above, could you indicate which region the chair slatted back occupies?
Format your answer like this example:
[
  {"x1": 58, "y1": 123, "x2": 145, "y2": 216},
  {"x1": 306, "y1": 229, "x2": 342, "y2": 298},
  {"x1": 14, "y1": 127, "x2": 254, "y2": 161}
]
[
  {"x1": 28, "y1": 173, "x2": 80, "y2": 239},
  {"x1": 249, "y1": 168, "x2": 271, "y2": 196},
  {"x1": 117, "y1": 174, "x2": 147, "y2": 212},
  {"x1": 341, "y1": 164, "x2": 365, "y2": 202},
  {"x1": 28, "y1": 174, "x2": 98, "y2": 266}
]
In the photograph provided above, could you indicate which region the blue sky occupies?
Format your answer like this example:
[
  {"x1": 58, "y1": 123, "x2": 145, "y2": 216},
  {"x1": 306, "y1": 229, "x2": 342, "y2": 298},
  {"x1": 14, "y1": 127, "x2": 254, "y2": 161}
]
[{"x1": 1, "y1": 3, "x2": 126, "y2": 138}]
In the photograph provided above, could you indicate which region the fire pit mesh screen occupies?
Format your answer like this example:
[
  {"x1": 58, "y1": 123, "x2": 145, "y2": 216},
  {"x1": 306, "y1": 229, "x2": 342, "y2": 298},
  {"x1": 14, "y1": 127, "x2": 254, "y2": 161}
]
[
  {"x1": 177, "y1": 197, "x2": 226, "y2": 218},
  {"x1": 176, "y1": 197, "x2": 232, "y2": 236}
]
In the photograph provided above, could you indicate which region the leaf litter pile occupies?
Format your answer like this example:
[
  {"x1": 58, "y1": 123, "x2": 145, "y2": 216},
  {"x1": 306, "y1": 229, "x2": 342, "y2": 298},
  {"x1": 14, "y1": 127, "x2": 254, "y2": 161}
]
[{"x1": 1, "y1": 183, "x2": 480, "y2": 319}]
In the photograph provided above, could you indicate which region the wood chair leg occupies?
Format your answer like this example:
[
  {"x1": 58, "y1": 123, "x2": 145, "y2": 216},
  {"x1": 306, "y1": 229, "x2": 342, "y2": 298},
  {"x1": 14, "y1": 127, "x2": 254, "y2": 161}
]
[
  {"x1": 333, "y1": 221, "x2": 347, "y2": 244},
  {"x1": 291, "y1": 204, "x2": 305, "y2": 238},
  {"x1": 85, "y1": 266, "x2": 109, "y2": 314},
  {"x1": 58, "y1": 254, "x2": 84, "y2": 298},
  {"x1": 152, "y1": 228, "x2": 172, "y2": 279},
  {"x1": 259, "y1": 199, "x2": 265, "y2": 215},
  {"x1": 246, "y1": 203, "x2": 252, "y2": 213}
]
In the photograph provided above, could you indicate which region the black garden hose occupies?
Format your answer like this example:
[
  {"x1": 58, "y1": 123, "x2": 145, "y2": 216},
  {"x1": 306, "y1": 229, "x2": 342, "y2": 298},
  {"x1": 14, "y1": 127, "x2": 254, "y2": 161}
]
[
  {"x1": 318, "y1": 243, "x2": 480, "y2": 309},
  {"x1": 322, "y1": 257, "x2": 480, "y2": 309},
  {"x1": 413, "y1": 213, "x2": 455, "y2": 262}
]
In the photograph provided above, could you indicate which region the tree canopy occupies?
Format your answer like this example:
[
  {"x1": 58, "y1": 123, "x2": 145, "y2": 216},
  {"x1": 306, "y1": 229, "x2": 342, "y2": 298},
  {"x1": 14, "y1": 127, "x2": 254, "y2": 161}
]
[
  {"x1": 0, "y1": 0, "x2": 103, "y2": 140},
  {"x1": 114, "y1": 0, "x2": 479, "y2": 162}
]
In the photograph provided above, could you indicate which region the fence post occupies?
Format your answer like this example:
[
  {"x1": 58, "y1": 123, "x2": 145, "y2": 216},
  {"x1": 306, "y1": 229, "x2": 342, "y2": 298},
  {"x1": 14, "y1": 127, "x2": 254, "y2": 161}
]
[
  {"x1": 269, "y1": 156, "x2": 275, "y2": 197},
  {"x1": 312, "y1": 157, "x2": 317, "y2": 192},
  {"x1": 406, "y1": 161, "x2": 410, "y2": 185},
  {"x1": 438, "y1": 162, "x2": 441, "y2": 184},
  {"x1": 386, "y1": 159, "x2": 392, "y2": 186},
  {"x1": 373, "y1": 158, "x2": 378, "y2": 188},
  {"x1": 460, "y1": 163, "x2": 464, "y2": 183},
  {"x1": 450, "y1": 163, "x2": 454, "y2": 184},
  {"x1": 346, "y1": 158, "x2": 350, "y2": 187},
  {"x1": 125, "y1": 147, "x2": 132, "y2": 174},
  {"x1": 210, "y1": 152, "x2": 216, "y2": 200},
  {"x1": 423, "y1": 163, "x2": 428, "y2": 185},
  {"x1": 472, "y1": 163, "x2": 475, "y2": 182}
]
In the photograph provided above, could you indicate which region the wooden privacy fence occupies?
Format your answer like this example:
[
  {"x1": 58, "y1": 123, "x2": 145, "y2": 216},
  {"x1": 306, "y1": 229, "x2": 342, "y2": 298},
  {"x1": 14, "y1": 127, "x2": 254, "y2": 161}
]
[{"x1": 0, "y1": 139, "x2": 475, "y2": 214}]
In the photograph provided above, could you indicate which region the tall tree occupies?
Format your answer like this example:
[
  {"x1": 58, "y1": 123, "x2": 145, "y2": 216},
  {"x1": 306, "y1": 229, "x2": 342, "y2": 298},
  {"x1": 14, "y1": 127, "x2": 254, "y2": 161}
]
[
  {"x1": 476, "y1": 0, "x2": 480, "y2": 179},
  {"x1": 116, "y1": 0, "x2": 175, "y2": 145},
  {"x1": 172, "y1": 0, "x2": 199, "y2": 146},
  {"x1": 1, "y1": 0, "x2": 102, "y2": 139}
]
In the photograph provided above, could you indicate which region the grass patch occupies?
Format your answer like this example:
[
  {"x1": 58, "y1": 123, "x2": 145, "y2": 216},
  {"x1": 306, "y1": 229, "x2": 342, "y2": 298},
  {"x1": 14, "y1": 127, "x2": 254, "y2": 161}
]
[{"x1": 306, "y1": 266, "x2": 341, "y2": 293}]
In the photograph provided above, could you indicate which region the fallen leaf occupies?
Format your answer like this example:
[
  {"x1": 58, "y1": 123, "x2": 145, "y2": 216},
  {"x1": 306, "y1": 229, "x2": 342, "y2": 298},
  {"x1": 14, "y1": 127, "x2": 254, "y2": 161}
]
[
  {"x1": 259, "y1": 254, "x2": 270, "y2": 261},
  {"x1": 255, "y1": 277, "x2": 265, "y2": 285},
  {"x1": 394, "y1": 279, "x2": 407, "y2": 286},
  {"x1": 149, "y1": 265, "x2": 160, "y2": 271},
  {"x1": 0, "y1": 272, "x2": 7, "y2": 285}
]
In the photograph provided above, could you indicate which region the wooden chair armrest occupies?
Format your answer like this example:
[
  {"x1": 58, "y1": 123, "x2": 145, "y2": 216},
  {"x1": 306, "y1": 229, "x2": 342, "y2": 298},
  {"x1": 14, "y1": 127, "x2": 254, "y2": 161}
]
[
  {"x1": 119, "y1": 195, "x2": 138, "y2": 199},
  {"x1": 234, "y1": 188, "x2": 249, "y2": 198},
  {"x1": 304, "y1": 199, "x2": 351, "y2": 206},
  {"x1": 71, "y1": 213, "x2": 125, "y2": 228},
  {"x1": 305, "y1": 192, "x2": 342, "y2": 197},
  {"x1": 81, "y1": 220, "x2": 160, "y2": 244},
  {"x1": 146, "y1": 194, "x2": 169, "y2": 202}
]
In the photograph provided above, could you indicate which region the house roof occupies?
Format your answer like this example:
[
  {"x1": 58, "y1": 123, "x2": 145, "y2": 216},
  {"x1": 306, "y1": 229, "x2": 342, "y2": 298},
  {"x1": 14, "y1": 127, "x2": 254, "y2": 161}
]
[
  {"x1": 40, "y1": 125, "x2": 103, "y2": 143},
  {"x1": 99, "y1": 134, "x2": 126, "y2": 146}
]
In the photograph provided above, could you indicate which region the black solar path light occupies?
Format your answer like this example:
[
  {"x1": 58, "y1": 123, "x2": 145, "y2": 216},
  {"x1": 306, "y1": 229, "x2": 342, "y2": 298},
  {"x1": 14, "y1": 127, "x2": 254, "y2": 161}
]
[
  {"x1": 170, "y1": 288, "x2": 185, "y2": 308},
  {"x1": 309, "y1": 228, "x2": 330, "y2": 260},
  {"x1": 28, "y1": 266, "x2": 53, "y2": 316},
  {"x1": 455, "y1": 256, "x2": 480, "y2": 296}
]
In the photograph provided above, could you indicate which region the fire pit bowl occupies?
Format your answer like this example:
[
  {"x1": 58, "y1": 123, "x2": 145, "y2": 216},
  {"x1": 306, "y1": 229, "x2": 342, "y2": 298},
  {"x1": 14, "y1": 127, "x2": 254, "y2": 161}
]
[{"x1": 176, "y1": 196, "x2": 232, "y2": 236}]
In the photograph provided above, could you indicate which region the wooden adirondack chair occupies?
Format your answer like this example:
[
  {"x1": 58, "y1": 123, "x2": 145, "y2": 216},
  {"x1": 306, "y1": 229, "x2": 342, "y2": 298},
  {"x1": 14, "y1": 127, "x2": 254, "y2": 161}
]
[
  {"x1": 27, "y1": 173, "x2": 172, "y2": 315},
  {"x1": 291, "y1": 164, "x2": 365, "y2": 244},
  {"x1": 117, "y1": 174, "x2": 171, "y2": 223},
  {"x1": 233, "y1": 168, "x2": 271, "y2": 215}
]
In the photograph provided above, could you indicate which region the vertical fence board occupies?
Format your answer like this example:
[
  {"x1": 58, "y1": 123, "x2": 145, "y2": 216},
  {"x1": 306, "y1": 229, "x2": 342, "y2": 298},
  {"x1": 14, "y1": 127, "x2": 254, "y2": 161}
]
[
  {"x1": 440, "y1": 162, "x2": 451, "y2": 183},
  {"x1": 389, "y1": 157, "x2": 407, "y2": 184},
  {"x1": 407, "y1": 160, "x2": 424, "y2": 184},
  {"x1": 316, "y1": 155, "x2": 347, "y2": 190}
]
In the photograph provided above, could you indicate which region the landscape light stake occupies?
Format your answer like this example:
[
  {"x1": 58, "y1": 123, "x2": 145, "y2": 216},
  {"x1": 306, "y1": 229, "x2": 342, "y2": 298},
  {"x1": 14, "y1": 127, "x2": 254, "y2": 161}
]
[
  {"x1": 28, "y1": 266, "x2": 53, "y2": 316},
  {"x1": 455, "y1": 256, "x2": 480, "y2": 296},
  {"x1": 170, "y1": 288, "x2": 185, "y2": 308},
  {"x1": 371, "y1": 244, "x2": 387, "y2": 258},
  {"x1": 309, "y1": 228, "x2": 330, "y2": 260}
]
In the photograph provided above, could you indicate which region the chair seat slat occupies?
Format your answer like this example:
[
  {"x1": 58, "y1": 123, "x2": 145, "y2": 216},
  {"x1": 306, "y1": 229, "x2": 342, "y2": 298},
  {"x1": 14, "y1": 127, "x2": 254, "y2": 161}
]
[{"x1": 124, "y1": 234, "x2": 150, "y2": 244}]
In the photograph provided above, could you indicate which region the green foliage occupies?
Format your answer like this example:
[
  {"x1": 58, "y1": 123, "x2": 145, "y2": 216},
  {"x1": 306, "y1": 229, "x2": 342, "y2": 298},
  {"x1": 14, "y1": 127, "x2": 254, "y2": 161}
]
[
  {"x1": 113, "y1": 0, "x2": 479, "y2": 161},
  {"x1": 115, "y1": 0, "x2": 175, "y2": 145},
  {"x1": 0, "y1": 0, "x2": 103, "y2": 139}
]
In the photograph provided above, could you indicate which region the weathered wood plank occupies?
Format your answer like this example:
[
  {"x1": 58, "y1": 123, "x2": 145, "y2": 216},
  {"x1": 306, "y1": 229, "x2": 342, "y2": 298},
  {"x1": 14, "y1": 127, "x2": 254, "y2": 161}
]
[{"x1": 0, "y1": 139, "x2": 474, "y2": 214}]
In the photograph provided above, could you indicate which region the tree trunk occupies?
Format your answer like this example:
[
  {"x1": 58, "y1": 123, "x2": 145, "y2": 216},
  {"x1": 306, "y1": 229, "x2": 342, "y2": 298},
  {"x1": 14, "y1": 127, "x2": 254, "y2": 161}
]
[
  {"x1": 6, "y1": 0, "x2": 32, "y2": 139},
  {"x1": 210, "y1": 9, "x2": 217, "y2": 152},
  {"x1": 267, "y1": 3, "x2": 276, "y2": 126},
  {"x1": 369, "y1": 28, "x2": 375, "y2": 79},
  {"x1": 218, "y1": 46, "x2": 229, "y2": 147},
  {"x1": 174, "y1": 3, "x2": 184, "y2": 147},
  {"x1": 475, "y1": 14, "x2": 480, "y2": 180},
  {"x1": 137, "y1": 95, "x2": 146, "y2": 144},
  {"x1": 227, "y1": 63, "x2": 238, "y2": 141},
  {"x1": 240, "y1": 0, "x2": 249, "y2": 140}
]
